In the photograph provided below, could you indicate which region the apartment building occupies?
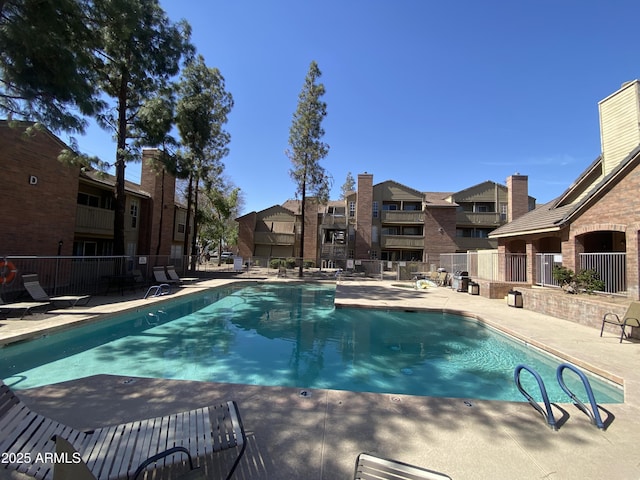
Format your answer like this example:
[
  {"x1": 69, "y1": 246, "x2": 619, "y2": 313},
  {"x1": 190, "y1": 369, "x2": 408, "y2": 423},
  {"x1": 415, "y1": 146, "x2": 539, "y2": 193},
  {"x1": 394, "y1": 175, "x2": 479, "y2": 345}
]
[
  {"x1": 237, "y1": 173, "x2": 534, "y2": 266},
  {"x1": 0, "y1": 121, "x2": 190, "y2": 259}
]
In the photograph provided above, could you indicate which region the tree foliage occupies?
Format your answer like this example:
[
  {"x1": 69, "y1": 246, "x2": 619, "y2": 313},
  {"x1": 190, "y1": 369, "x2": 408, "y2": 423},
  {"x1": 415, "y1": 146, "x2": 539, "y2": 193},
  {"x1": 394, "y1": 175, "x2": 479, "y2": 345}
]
[
  {"x1": 287, "y1": 60, "x2": 331, "y2": 276},
  {"x1": 340, "y1": 171, "x2": 355, "y2": 199},
  {"x1": 175, "y1": 55, "x2": 233, "y2": 269},
  {"x1": 91, "y1": 0, "x2": 193, "y2": 254},
  {"x1": 0, "y1": 0, "x2": 101, "y2": 132}
]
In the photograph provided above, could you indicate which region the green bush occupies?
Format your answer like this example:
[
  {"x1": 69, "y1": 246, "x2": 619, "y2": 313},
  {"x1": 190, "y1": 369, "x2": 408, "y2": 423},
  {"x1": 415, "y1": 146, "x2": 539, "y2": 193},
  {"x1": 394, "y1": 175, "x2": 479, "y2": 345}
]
[
  {"x1": 303, "y1": 260, "x2": 315, "y2": 269},
  {"x1": 270, "y1": 259, "x2": 283, "y2": 269},
  {"x1": 285, "y1": 258, "x2": 297, "y2": 269},
  {"x1": 552, "y1": 265, "x2": 605, "y2": 294}
]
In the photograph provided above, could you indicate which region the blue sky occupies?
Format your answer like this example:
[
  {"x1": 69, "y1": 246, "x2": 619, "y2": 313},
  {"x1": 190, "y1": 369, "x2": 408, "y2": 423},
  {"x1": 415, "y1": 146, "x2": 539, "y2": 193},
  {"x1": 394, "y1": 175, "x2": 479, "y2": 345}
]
[{"x1": 73, "y1": 0, "x2": 640, "y2": 215}]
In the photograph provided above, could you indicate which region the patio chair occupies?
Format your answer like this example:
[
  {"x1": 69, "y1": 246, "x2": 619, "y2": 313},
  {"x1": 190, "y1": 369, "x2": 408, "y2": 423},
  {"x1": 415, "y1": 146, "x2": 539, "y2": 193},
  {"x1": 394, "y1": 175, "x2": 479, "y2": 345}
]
[
  {"x1": 354, "y1": 453, "x2": 452, "y2": 480},
  {"x1": 0, "y1": 379, "x2": 246, "y2": 480},
  {"x1": 22, "y1": 274, "x2": 91, "y2": 307},
  {"x1": 0, "y1": 297, "x2": 49, "y2": 319},
  {"x1": 153, "y1": 266, "x2": 179, "y2": 286},
  {"x1": 166, "y1": 265, "x2": 199, "y2": 284},
  {"x1": 600, "y1": 301, "x2": 640, "y2": 343}
]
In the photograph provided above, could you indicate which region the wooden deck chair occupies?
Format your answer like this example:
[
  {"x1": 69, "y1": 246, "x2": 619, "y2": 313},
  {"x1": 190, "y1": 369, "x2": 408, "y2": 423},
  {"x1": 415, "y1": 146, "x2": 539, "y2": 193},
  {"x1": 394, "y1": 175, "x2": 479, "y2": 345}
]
[
  {"x1": 0, "y1": 380, "x2": 246, "y2": 480},
  {"x1": 22, "y1": 274, "x2": 91, "y2": 308},
  {"x1": 600, "y1": 301, "x2": 640, "y2": 343},
  {"x1": 354, "y1": 453, "x2": 452, "y2": 480},
  {"x1": 0, "y1": 298, "x2": 49, "y2": 319}
]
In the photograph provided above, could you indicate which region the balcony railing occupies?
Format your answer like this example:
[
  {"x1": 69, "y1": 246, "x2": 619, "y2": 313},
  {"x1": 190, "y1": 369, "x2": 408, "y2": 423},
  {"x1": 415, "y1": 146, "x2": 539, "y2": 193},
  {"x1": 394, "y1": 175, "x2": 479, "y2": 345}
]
[
  {"x1": 381, "y1": 211, "x2": 424, "y2": 224},
  {"x1": 456, "y1": 211, "x2": 503, "y2": 226},
  {"x1": 321, "y1": 215, "x2": 347, "y2": 227},
  {"x1": 455, "y1": 237, "x2": 498, "y2": 251},
  {"x1": 381, "y1": 235, "x2": 424, "y2": 249},
  {"x1": 75, "y1": 204, "x2": 114, "y2": 235},
  {"x1": 254, "y1": 231, "x2": 295, "y2": 245}
]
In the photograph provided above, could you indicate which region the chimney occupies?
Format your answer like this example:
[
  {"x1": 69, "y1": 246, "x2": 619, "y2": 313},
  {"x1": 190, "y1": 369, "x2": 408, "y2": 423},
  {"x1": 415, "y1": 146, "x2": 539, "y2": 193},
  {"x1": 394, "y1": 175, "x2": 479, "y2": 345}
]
[
  {"x1": 355, "y1": 173, "x2": 373, "y2": 259},
  {"x1": 507, "y1": 174, "x2": 528, "y2": 222}
]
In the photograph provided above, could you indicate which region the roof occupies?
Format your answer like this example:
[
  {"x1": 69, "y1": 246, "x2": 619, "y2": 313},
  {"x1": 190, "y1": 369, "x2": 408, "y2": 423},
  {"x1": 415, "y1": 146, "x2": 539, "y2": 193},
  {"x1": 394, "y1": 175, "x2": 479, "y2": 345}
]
[
  {"x1": 490, "y1": 145, "x2": 640, "y2": 238},
  {"x1": 80, "y1": 169, "x2": 151, "y2": 198}
]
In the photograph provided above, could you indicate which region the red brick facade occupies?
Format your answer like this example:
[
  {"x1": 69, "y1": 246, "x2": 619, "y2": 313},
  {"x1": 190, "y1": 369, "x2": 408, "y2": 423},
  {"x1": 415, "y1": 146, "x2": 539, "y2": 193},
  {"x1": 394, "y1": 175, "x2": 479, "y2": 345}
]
[
  {"x1": 0, "y1": 123, "x2": 79, "y2": 256},
  {"x1": 355, "y1": 173, "x2": 373, "y2": 259}
]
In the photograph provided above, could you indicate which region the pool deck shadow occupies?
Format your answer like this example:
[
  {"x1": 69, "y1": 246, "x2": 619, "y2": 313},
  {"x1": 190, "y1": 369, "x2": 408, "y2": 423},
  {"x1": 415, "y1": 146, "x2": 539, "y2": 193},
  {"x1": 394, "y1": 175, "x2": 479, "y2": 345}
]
[{"x1": 2, "y1": 278, "x2": 640, "y2": 479}]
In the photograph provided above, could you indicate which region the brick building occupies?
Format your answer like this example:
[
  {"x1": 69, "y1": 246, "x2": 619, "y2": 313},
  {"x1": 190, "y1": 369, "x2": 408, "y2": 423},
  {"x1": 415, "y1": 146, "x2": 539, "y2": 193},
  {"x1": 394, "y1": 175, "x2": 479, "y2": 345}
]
[
  {"x1": 0, "y1": 121, "x2": 190, "y2": 260},
  {"x1": 490, "y1": 80, "x2": 640, "y2": 299},
  {"x1": 236, "y1": 173, "x2": 534, "y2": 267}
]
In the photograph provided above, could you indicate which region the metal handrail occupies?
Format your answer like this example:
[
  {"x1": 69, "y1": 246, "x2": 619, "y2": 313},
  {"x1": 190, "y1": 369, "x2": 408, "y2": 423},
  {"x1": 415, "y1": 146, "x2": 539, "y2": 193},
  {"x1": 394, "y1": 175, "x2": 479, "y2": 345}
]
[
  {"x1": 514, "y1": 364, "x2": 558, "y2": 430},
  {"x1": 556, "y1": 363, "x2": 605, "y2": 429}
]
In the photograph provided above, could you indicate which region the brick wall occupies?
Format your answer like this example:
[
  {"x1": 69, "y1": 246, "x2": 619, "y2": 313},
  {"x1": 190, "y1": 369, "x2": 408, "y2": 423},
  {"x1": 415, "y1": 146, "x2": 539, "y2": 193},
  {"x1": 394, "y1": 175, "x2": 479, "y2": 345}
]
[
  {"x1": 0, "y1": 123, "x2": 79, "y2": 255},
  {"x1": 568, "y1": 164, "x2": 640, "y2": 299},
  {"x1": 237, "y1": 213, "x2": 256, "y2": 259},
  {"x1": 303, "y1": 198, "x2": 319, "y2": 263},
  {"x1": 423, "y1": 206, "x2": 458, "y2": 262},
  {"x1": 355, "y1": 173, "x2": 373, "y2": 258},
  {"x1": 139, "y1": 149, "x2": 176, "y2": 256},
  {"x1": 507, "y1": 174, "x2": 529, "y2": 222},
  {"x1": 520, "y1": 287, "x2": 636, "y2": 338}
]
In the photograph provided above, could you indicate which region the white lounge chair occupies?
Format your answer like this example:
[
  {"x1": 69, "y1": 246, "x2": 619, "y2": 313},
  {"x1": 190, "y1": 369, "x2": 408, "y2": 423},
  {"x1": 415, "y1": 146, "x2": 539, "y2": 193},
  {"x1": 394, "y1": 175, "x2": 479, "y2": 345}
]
[
  {"x1": 0, "y1": 298, "x2": 49, "y2": 319},
  {"x1": 354, "y1": 453, "x2": 451, "y2": 480},
  {"x1": 21, "y1": 274, "x2": 91, "y2": 307},
  {"x1": 166, "y1": 265, "x2": 198, "y2": 284},
  {"x1": 0, "y1": 379, "x2": 246, "y2": 480},
  {"x1": 153, "y1": 266, "x2": 179, "y2": 285}
]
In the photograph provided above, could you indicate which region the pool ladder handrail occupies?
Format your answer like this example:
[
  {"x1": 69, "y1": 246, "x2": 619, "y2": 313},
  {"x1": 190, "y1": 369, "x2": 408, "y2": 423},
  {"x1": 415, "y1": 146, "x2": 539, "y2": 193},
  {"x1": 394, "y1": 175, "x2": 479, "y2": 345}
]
[
  {"x1": 556, "y1": 363, "x2": 605, "y2": 430},
  {"x1": 514, "y1": 364, "x2": 558, "y2": 430},
  {"x1": 144, "y1": 283, "x2": 171, "y2": 299}
]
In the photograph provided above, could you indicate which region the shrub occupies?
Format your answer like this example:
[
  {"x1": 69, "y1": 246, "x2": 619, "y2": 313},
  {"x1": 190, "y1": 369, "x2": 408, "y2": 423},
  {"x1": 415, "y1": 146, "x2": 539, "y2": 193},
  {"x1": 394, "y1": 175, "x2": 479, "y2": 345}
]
[
  {"x1": 552, "y1": 265, "x2": 605, "y2": 294},
  {"x1": 303, "y1": 260, "x2": 315, "y2": 269},
  {"x1": 270, "y1": 259, "x2": 283, "y2": 269},
  {"x1": 285, "y1": 258, "x2": 297, "y2": 269}
]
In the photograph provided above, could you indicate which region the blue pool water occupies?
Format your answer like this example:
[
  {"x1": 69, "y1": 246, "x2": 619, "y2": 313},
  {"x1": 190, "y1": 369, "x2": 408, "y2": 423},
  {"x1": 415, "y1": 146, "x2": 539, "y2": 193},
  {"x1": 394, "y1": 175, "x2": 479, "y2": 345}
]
[{"x1": 0, "y1": 283, "x2": 623, "y2": 403}]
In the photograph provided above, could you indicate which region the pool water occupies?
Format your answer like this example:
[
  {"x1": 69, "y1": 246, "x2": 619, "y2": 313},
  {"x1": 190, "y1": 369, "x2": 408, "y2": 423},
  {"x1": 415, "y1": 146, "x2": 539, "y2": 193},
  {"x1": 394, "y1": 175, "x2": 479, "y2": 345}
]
[{"x1": 0, "y1": 283, "x2": 623, "y2": 403}]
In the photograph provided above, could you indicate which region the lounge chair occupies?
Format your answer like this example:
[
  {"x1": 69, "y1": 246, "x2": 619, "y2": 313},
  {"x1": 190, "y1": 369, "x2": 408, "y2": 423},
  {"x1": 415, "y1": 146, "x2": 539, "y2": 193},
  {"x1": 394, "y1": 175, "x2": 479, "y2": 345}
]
[
  {"x1": 22, "y1": 274, "x2": 91, "y2": 307},
  {"x1": 0, "y1": 298, "x2": 49, "y2": 319},
  {"x1": 600, "y1": 301, "x2": 640, "y2": 342},
  {"x1": 0, "y1": 379, "x2": 246, "y2": 480},
  {"x1": 153, "y1": 266, "x2": 179, "y2": 286},
  {"x1": 354, "y1": 453, "x2": 451, "y2": 480},
  {"x1": 166, "y1": 265, "x2": 198, "y2": 284}
]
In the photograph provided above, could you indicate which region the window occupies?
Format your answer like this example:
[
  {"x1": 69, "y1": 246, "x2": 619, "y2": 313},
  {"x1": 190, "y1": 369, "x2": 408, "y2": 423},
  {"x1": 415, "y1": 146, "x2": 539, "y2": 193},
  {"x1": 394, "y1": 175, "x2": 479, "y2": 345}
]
[
  {"x1": 178, "y1": 223, "x2": 185, "y2": 234},
  {"x1": 130, "y1": 199, "x2": 139, "y2": 229},
  {"x1": 372, "y1": 226, "x2": 378, "y2": 243},
  {"x1": 500, "y1": 203, "x2": 508, "y2": 221},
  {"x1": 370, "y1": 250, "x2": 378, "y2": 260},
  {"x1": 349, "y1": 201, "x2": 356, "y2": 217},
  {"x1": 372, "y1": 201, "x2": 378, "y2": 218},
  {"x1": 77, "y1": 192, "x2": 99, "y2": 208}
]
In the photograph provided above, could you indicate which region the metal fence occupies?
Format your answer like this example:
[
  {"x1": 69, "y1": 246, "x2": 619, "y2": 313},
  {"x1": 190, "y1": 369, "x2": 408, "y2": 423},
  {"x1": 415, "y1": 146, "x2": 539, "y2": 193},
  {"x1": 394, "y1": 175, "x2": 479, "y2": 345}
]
[
  {"x1": 439, "y1": 251, "x2": 527, "y2": 282},
  {"x1": 535, "y1": 253, "x2": 562, "y2": 288},
  {"x1": 579, "y1": 252, "x2": 627, "y2": 295}
]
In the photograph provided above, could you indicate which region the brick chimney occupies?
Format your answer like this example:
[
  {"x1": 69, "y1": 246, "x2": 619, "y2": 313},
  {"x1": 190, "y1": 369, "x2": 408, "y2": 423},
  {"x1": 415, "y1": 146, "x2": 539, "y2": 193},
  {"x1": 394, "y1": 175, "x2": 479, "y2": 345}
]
[
  {"x1": 506, "y1": 174, "x2": 528, "y2": 222},
  {"x1": 355, "y1": 173, "x2": 373, "y2": 258}
]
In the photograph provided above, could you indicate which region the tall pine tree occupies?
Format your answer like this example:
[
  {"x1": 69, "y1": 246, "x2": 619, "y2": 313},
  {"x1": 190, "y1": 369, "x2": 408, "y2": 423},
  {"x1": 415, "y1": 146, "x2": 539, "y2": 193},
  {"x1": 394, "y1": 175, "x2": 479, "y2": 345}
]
[{"x1": 287, "y1": 61, "x2": 331, "y2": 277}]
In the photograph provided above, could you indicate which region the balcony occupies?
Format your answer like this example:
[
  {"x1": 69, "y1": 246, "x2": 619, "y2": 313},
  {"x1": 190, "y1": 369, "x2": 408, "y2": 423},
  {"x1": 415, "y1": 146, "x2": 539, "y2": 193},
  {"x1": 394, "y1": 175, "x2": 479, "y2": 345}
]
[
  {"x1": 75, "y1": 204, "x2": 114, "y2": 235},
  {"x1": 381, "y1": 235, "x2": 424, "y2": 249},
  {"x1": 254, "y1": 231, "x2": 295, "y2": 245},
  {"x1": 321, "y1": 244, "x2": 347, "y2": 259},
  {"x1": 381, "y1": 211, "x2": 424, "y2": 224},
  {"x1": 455, "y1": 237, "x2": 498, "y2": 251},
  {"x1": 321, "y1": 215, "x2": 347, "y2": 227},
  {"x1": 456, "y1": 211, "x2": 503, "y2": 226}
]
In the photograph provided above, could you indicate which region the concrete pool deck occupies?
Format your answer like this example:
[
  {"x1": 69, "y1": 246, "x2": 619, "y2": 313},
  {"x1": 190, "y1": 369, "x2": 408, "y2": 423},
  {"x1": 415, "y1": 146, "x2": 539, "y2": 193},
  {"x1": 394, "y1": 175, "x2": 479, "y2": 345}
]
[{"x1": 1, "y1": 278, "x2": 639, "y2": 479}]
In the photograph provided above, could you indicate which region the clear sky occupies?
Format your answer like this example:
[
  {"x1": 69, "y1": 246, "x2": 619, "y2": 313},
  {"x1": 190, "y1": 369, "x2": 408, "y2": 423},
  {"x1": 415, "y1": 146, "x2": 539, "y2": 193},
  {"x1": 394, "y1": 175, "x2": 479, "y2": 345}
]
[{"x1": 72, "y1": 0, "x2": 640, "y2": 215}]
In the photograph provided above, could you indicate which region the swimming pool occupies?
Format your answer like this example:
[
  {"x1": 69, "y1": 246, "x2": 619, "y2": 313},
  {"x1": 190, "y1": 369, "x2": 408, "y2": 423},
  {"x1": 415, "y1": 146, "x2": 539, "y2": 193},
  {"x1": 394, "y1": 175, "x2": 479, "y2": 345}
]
[{"x1": 0, "y1": 283, "x2": 623, "y2": 403}]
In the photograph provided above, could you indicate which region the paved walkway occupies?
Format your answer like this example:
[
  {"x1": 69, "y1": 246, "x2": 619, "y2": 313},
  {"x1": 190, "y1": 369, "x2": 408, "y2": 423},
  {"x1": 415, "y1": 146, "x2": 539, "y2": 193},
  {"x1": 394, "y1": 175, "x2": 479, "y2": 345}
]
[{"x1": 1, "y1": 277, "x2": 639, "y2": 479}]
